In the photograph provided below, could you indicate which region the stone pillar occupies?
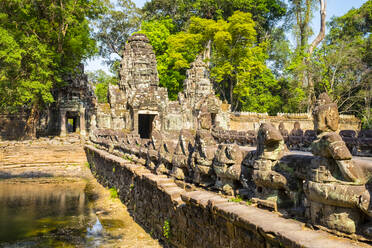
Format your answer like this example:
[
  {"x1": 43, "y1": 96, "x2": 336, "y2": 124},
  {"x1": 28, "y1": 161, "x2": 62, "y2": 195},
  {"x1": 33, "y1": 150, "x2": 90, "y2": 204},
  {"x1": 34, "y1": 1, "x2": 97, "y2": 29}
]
[
  {"x1": 133, "y1": 110, "x2": 138, "y2": 134},
  {"x1": 60, "y1": 110, "x2": 67, "y2": 137},
  {"x1": 80, "y1": 108, "x2": 86, "y2": 136}
]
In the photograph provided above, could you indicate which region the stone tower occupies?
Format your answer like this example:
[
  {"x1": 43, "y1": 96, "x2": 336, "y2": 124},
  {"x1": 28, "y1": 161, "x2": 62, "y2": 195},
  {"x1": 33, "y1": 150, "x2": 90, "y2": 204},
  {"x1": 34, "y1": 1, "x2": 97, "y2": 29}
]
[
  {"x1": 119, "y1": 33, "x2": 159, "y2": 96},
  {"x1": 183, "y1": 55, "x2": 214, "y2": 105}
]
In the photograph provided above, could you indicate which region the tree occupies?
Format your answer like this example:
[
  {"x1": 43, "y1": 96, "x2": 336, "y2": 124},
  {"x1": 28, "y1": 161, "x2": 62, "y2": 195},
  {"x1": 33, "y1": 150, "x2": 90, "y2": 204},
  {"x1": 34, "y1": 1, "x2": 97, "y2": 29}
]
[
  {"x1": 307, "y1": 0, "x2": 326, "y2": 109},
  {"x1": 87, "y1": 70, "x2": 118, "y2": 103},
  {"x1": 285, "y1": 0, "x2": 326, "y2": 111},
  {"x1": 310, "y1": 1, "x2": 371, "y2": 128},
  {"x1": 0, "y1": 0, "x2": 105, "y2": 138},
  {"x1": 139, "y1": 18, "x2": 203, "y2": 99},
  {"x1": 94, "y1": 0, "x2": 141, "y2": 67},
  {"x1": 192, "y1": 11, "x2": 281, "y2": 112},
  {"x1": 141, "y1": 0, "x2": 287, "y2": 38}
]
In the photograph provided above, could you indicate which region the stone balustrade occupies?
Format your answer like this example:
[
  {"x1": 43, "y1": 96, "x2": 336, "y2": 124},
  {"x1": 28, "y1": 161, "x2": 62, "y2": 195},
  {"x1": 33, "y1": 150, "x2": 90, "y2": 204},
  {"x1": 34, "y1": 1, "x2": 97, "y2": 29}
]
[{"x1": 89, "y1": 124, "x2": 372, "y2": 242}]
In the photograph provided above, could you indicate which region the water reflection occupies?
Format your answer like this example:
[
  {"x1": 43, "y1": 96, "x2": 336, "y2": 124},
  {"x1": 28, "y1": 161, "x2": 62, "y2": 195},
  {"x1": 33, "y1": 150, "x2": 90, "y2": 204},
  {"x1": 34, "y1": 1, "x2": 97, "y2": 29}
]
[
  {"x1": 0, "y1": 179, "x2": 100, "y2": 247},
  {"x1": 0, "y1": 178, "x2": 161, "y2": 248}
]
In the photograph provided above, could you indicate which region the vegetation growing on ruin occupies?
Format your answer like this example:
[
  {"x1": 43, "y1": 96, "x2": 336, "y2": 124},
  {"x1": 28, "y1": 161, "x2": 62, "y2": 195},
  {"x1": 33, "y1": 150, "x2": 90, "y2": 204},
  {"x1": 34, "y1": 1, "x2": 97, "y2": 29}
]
[
  {"x1": 109, "y1": 187, "x2": 118, "y2": 199},
  {"x1": 228, "y1": 195, "x2": 243, "y2": 203},
  {"x1": 162, "y1": 219, "x2": 170, "y2": 240}
]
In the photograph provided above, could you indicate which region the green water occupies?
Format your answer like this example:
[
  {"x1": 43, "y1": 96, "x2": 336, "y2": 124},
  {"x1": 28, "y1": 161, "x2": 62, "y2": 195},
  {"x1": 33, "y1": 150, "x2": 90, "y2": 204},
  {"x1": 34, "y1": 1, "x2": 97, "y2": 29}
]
[{"x1": 0, "y1": 180, "x2": 104, "y2": 248}]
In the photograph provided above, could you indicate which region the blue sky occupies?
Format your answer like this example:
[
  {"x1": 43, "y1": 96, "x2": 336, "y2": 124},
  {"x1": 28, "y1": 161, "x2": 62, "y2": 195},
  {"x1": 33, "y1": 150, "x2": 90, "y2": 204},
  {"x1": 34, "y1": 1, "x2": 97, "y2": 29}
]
[{"x1": 85, "y1": 0, "x2": 368, "y2": 73}]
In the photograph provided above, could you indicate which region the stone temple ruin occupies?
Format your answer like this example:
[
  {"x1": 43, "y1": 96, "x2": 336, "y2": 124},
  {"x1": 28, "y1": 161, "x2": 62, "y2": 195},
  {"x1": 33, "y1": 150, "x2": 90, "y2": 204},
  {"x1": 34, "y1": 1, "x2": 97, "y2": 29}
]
[
  {"x1": 47, "y1": 64, "x2": 96, "y2": 137},
  {"x1": 85, "y1": 33, "x2": 372, "y2": 243},
  {"x1": 103, "y1": 33, "x2": 229, "y2": 138},
  {"x1": 0, "y1": 64, "x2": 96, "y2": 139},
  {"x1": 1, "y1": 32, "x2": 372, "y2": 244}
]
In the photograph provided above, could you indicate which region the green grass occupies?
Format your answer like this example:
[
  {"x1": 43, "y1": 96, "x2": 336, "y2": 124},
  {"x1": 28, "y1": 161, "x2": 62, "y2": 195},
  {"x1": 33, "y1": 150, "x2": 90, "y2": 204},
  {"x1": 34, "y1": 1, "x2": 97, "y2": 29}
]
[
  {"x1": 109, "y1": 187, "x2": 118, "y2": 199},
  {"x1": 163, "y1": 220, "x2": 170, "y2": 240},
  {"x1": 84, "y1": 162, "x2": 90, "y2": 169},
  {"x1": 122, "y1": 155, "x2": 133, "y2": 162},
  {"x1": 228, "y1": 195, "x2": 243, "y2": 203}
]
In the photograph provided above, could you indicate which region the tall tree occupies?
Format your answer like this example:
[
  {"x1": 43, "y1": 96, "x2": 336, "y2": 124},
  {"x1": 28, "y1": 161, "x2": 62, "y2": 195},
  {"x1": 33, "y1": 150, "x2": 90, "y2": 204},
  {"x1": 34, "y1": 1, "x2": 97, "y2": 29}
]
[
  {"x1": 311, "y1": 0, "x2": 371, "y2": 128},
  {"x1": 0, "y1": 0, "x2": 105, "y2": 138},
  {"x1": 93, "y1": 0, "x2": 140, "y2": 67},
  {"x1": 307, "y1": 0, "x2": 326, "y2": 109},
  {"x1": 287, "y1": 0, "x2": 327, "y2": 111},
  {"x1": 141, "y1": 0, "x2": 287, "y2": 39}
]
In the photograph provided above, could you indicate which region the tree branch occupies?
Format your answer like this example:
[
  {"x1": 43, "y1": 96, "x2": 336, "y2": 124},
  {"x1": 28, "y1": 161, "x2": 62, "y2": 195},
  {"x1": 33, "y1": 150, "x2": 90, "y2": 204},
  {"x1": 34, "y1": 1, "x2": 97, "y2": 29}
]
[{"x1": 308, "y1": 0, "x2": 326, "y2": 55}]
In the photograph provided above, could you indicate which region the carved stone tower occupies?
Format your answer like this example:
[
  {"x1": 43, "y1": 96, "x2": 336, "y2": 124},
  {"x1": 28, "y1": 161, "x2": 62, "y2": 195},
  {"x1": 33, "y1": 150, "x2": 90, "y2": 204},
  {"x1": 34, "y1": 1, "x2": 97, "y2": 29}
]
[{"x1": 119, "y1": 33, "x2": 159, "y2": 97}]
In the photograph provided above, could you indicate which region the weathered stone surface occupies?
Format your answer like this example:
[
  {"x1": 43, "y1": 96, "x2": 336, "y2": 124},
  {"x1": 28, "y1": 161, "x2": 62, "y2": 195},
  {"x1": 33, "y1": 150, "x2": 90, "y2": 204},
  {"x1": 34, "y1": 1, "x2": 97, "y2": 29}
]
[
  {"x1": 313, "y1": 93, "x2": 339, "y2": 133},
  {"x1": 213, "y1": 143, "x2": 244, "y2": 195},
  {"x1": 305, "y1": 93, "x2": 372, "y2": 236},
  {"x1": 171, "y1": 129, "x2": 195, "y2": 180},
  {"x1": 85, "y1": 33, "x2": 372, "y2": 243},
  {"x1": 193, "y1": 130, "x2": 218, "y2": 186}
]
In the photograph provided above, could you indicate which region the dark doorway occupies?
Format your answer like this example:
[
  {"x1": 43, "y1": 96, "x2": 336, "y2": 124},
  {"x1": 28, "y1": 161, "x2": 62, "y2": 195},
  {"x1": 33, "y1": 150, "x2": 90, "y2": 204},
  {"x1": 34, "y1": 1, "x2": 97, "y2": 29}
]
[
  {"x1": 67, "y1": 117, "x2": 77, "y2": 133},
  {"x1": 211, "y1": 113, "x2": 216, "y2": 126},
  {"x1": 66, "y1": 112, "x2": 79, "y2": 133},
  {"x1": 138, "y1": 114, "x2": 156, "y2": 138}
]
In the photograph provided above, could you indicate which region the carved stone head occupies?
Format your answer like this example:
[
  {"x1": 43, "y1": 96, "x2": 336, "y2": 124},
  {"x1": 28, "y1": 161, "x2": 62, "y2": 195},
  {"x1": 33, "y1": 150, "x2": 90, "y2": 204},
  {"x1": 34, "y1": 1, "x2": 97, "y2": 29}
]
[
  {"x1": 294, "y1": 121, "x2": 301, "y2": 130},
  {"x1": 278, "y1": 122, "x2": 288, "y2": 136},
  {"x1": 312, "y1": 93, "x2": 339, "y2": 134},
  {"x1": 256, "y1": 123, "x2": 287, "y2": 160}
]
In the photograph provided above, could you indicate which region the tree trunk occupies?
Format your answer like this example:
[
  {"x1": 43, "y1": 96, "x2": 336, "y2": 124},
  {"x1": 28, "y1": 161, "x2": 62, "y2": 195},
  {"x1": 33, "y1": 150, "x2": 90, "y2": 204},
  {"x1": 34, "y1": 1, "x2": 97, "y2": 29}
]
[
  {"x1": 24, "y1": 102, "x2": 40, "y2": 139},
  {"x1": 307, "y1": 0, "x2": 326, "y2": 112}
]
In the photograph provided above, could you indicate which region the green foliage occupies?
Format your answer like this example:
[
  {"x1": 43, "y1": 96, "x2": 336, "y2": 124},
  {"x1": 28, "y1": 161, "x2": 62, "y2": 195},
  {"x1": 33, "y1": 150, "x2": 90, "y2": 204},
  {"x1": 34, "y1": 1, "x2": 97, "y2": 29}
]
[
  {"x1": 309, "y1": 1, "x2": 371, "y2": 127},
  {"x1": 190, "y1": 12, "x2": 282, "y2": 112},
  {"x1": 87, "y1": 69, "x2": 118, "y2": 103},
  {"x1": 162, "y1": 220, "x2": 170, "y2": 239},
  {"x1": 142, "y1": 0, "x2": 287, "y2": 38},
  {"x1": 94, "y1": 0, "x2": 140, "y2": 67},
  {"x1": 122, "y1": 154, "x2": 133, "y2": 162},
  {"x1": 0, "y1": 0, "x2": 105, "y2": 136},
  {"x1": 228, "y1": 195, "x2": 243, "y2": 203},
  {"x1": 140, "y1": 12, "x2": 283, "y2": 111},
  {"x1": 85, "y1": 162, "x2": 91, "y2": 169},
  {"x1": 109, "y1": 187, "x2": 118, "y2": 199},
  {"x1": 139, "y1": 19, "x2": 203, "y2": 99}
]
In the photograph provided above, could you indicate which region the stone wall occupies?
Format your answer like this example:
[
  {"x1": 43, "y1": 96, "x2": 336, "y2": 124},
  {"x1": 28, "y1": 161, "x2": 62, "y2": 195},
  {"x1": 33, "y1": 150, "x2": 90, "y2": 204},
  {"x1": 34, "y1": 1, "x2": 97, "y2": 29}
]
[
  {"x1": 85, "y1": 145, "x2": 366, "y2": 248},
  {"x1": 229, "y1": 112, "x2": 361, "y2": 132},
  {"x1": 0, "y1": 114, "x2": 27, "y2": 140},
  {"x1": 96, "y1": 103, "x2": 112, "y2": 129},
  {"x1": 0, "y1": 112, "x2": 50, "y2": 140}
]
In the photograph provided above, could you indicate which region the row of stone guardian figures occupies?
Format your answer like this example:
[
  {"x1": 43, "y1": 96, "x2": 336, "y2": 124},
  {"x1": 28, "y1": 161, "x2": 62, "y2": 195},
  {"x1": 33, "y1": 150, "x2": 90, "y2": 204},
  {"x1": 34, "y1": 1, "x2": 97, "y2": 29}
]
[{"x1": 90, "y1": 93, "x2": 372, "y2": 241}]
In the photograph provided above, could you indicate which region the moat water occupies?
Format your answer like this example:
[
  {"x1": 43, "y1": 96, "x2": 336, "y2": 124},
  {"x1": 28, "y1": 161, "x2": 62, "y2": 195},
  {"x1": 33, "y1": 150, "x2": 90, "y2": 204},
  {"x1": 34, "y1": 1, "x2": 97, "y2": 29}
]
[{"x1": 0, "y1": 179, "x2": 160, "y2": 248}]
